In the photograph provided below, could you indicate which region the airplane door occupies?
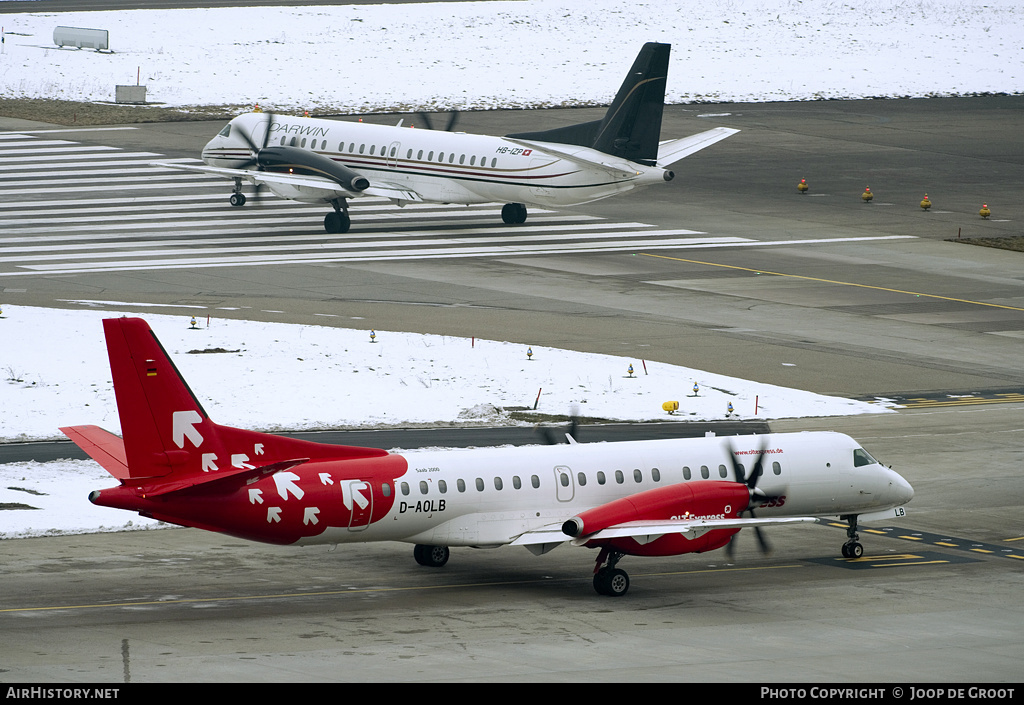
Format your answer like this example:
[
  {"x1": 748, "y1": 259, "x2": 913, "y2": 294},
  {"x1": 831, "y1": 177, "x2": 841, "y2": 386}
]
[
  {"x1": 554, "y1": 465, "x2": 574, "y2": 502},
  {"x1": 386, "y1": 141, "x2": 401, "y2": 168},
  {"x1": 345, "y1": 479, "x2": 373, "y2": 531}
]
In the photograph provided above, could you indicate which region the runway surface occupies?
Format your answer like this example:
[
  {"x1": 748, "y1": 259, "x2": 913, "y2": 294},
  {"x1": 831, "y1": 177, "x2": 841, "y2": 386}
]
[{"x1": 1, "y1": 96, "x2": 1023, "y2": 682}]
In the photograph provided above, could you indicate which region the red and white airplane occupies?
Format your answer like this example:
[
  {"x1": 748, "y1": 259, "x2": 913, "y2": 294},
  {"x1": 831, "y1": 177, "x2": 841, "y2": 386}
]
[
  {"x1": 62, "y1": 318, "x2": 913, "y2": 596},
  {"x1": 154, "y1": 43, "x2": 739, "y2": 233}
]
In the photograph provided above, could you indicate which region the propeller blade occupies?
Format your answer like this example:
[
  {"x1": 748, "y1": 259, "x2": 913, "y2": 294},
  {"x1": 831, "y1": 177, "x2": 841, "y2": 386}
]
[
  {"x1": 445, "y1": 111, "x2": 460, "y2": 132},
  {"x1": 416, "y1": 111, "x2": 434, "y2": 130}
]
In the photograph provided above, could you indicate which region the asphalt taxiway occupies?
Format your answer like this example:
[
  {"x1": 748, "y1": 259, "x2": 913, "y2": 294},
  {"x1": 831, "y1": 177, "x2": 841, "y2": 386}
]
[{"x1": 1, "y1": 96, "x2": 1023, "y2": 682}]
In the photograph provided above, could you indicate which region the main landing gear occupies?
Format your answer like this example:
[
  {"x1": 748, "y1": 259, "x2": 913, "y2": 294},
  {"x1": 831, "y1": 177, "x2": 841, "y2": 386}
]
[
  {"x1": 501, "y1": 202, "x2": 528, "y2": 225},
  {"x1": 413, "y1": 544, "x2": 450, "y2": 568},
  {"x1": 230, "y1": 178, "x2": 246, "y2": 207},
  {"x1": 324, "y1": 198, "x2": 351, "y2": 234},
  {"x1": 841, "y1": 515, "x2": 864, "y2": 558},
  {"x1": 593, "y1": 547, "x2": 630, "y2": 597}
]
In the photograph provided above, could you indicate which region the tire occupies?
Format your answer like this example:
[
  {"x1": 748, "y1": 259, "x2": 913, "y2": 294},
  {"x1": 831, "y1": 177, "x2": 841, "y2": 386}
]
[
  {"x1": 501, "y1": 203, "x2": 527, "y2": 225},
  {"x1": 594, "y1": 568, "x2": 629, "y2": 596},
  {"x1": 414, "y1": 544, "x2": 449, "y2": 567},
  {"x1": 229, "y1": 193, "x2": 246, "y2": 207},
  {"x1": 324, "y1": 212, "x2": 351, "y2": 234}
]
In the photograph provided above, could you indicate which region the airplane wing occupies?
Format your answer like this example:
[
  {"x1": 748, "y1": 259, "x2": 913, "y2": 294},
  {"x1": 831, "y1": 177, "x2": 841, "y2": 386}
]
[
  {"x1": 511, "y1": 515, "x2": 814, "y2": 548},
  {"x1": 151, "y1": 161, "x2": 364, "y2": 198},
  {"x1": 656, "y1": 127, "x2": 740, "y2": 167},
  {"x1": 363, "y1": 182, "x2": 425, "y2": 204},
  {"x1": 570, "y1": 515, "x2": 815, "y2": 545}
]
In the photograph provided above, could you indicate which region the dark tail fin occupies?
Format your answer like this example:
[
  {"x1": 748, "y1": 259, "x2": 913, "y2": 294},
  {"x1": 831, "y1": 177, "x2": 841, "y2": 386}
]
[{"x1": 506, "y1": 42, "x2": 670, "y2": 165}]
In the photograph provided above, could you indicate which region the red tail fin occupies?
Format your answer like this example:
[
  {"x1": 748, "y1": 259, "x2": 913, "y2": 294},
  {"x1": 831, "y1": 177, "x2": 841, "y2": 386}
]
[{"x1": 68, "y1": 318, "x2": 385, "y2": 491}]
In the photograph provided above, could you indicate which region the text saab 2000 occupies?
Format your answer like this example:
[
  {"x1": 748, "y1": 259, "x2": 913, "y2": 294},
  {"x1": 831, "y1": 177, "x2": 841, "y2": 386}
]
[
  {"x1": 154, "y1": 42, "x2": 738, "y2": 234},
  {"x1": 61, "y1": 318, "x2": 914, "y2": 597}
]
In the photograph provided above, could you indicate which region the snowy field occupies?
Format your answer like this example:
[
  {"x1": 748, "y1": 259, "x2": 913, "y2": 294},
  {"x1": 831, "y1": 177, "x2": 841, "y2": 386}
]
[
  {"x1": 0, "y1": 1, "x2": 1021, "y2": 112},
  {"x1": 0, "y1": 303, "x2": 890, "y2": 537}
]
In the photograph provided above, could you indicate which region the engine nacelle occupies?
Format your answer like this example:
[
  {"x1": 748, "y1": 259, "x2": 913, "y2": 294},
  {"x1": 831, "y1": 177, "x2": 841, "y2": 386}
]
[
  {"x1": 258, "y1": 146, "x2": 370, "y2": 193},
  {"x1": 562, "y1": 480, "x2": 751, "y2": 557}
]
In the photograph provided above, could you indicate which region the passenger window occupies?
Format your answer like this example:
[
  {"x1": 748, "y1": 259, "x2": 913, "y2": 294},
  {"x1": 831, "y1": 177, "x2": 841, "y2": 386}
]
[
  {"x1": 719, "y1": 464, "x2": 728, "y2": 479},
  {"x1": 449, "y1": 153, "x2": 455, "y2": 163},
  {"x1": 417, "y1": 150, "x2": 423, "y2": 160},
  {"x1": 700, "y1": 465, "x2": 710, "y2": 479},
  {"x1": 475, "y1": 478, "x2": 484, "y2": 491},
  {"x1": 457, "y1": 478, "x2": 466, "y2": 492},
  {"x1": 491, "y1": 157, "x2": 497, "y2": 167},
  {"x1": 438, "y1": 480, "x2": 447, "y2": 494},
  {"x1": 773, "y1": 461, "x2": 782, "y2": 475},
  {"x1": 597, "y1": 471, "x2": 606, "y2": 485},
  {"x1": 301, "y1": 138, "x2": 306, "y2": 148},
  {"x1": 470, "y1": 155, "x2": 476, "y2": 166},
  {"x1": 390, "y1": 146, "x2": 397, "y2": 157},
  {"x1": 559, "y1": 472, "x2": 570, "y2": 488},
  {"x1": 494, "y1": 477, "x2": 503, "y2": 491},
  {"x1": 407, "y1": 149, "x2": 412, "y2": 158},
  {"x1": 419, "y1": 480, "x2": 428, "y2": 495},
  {"x1": 633, "y1": 469, "x2": 642, "y2": 483},
  {"x1": 339, "y1": 142, "x2": 344, "y2": 151},
  {"x1": 349, "y1": 142, "x2": 355, "y2": 152},
  {"x1": 290, "y1": 137, "x2": 297, "y2": 147},
  {"x1": 531, "y1": 475, "x2": 540, "y2": 489},
  {"x1": 401, "y1": 482, "x2": 410, "y2": 496},
  {"x1": 577, "y1": 472, "x2": 587, "y2": 487},
  {"x1": 428, "y1": 151, "x2": 434, "y2": 161},
  {"x1": 382, "y1": 482, "x2": 391, "y2": 497},
  {"x1": 281, "y1": 137, "x2": 287, "y2": 146},
  {"x1": 439, "y1": 152, "x2": 445, "y2": 162},
  {"x1": 652, "y1": 468, "x2": 661, "y2": 482},
  {"x1": 683, "y1": 466, "x2": 691, "y2": 480},
  {"x1": 369, "y1": 145, "x2": 375, "y2": 155},
  {"x1": 615, "y1": 470, "x2": 624, "y2": 484},
  {"x1": 459, "y1": 154, "x2": 465, "y2": 164},
  {"x1": 359, "y1": 144, "x2": 365, "y2": 154},
  {"x1": 513, "y1": 475, "x2": 521, "y2": 490}
]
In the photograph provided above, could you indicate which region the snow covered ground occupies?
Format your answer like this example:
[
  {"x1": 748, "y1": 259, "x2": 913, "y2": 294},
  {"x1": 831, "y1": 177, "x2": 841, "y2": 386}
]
[
  {"x1": 0, "y1": 303, "x2": 890, "y2": 538},
  {"x1": 0, "y1": 1, "x2": 1021, "y2": 112}
]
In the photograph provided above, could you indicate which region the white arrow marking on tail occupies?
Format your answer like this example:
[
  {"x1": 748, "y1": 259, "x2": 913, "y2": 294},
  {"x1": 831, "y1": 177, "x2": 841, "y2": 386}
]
[
  {"x1": 273, "y1": 471, "x2": 304, "y2": 501},
  {"x1": 341, "y1": 480, "x2": 370, "y2": 511},
  {"x1": 202, "y1": 453, "x2": 218, "y2": 472},
  {"x1": 248, "y1": 488, "x2": 263, "y2": 505},
  {"x1": 231, "y1": 454, "x2": 255, "y2": 469},
  {"x1": 171, "y1": 410, "x2": 203, "y2": 448},
  {"x1": 319, "y1": 473, "x2": 333, "y2": 486},
  {"x1": 267, "y1": 507, "x2": 282, "y2": 523},
  {"x1": 303, "y1": 507, "x2": 320, "y2": 526},
  {"x1": 254, "y1": 443, "x2": 264, "y2": 456}
]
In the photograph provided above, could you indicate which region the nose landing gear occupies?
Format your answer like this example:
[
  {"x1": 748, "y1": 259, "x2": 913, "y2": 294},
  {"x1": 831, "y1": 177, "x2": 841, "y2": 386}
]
[{"x1": 841, "y1": 515, "x2": 864, "y2": 558}]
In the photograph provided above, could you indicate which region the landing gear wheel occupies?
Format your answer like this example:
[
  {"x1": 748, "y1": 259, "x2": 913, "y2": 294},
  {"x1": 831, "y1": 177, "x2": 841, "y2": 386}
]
[
  {"x1": 324, "y1": 211, "x2": 351, "y2": 234},
  {"x1": 229, "y1": 193, "x2": 246, "y2": 207},
  {"x1": 594, "y1": 568, "x2": 629, "y2": 597},
  {"x1": 501, "y1": 202, "x2": 528, "y2": 225},
  {"x1": 413, "y1": 544, "x2": 450, "y2": 567},
  {"x1": 842, "y1": 542, "x2": 864, "y2": 559}
]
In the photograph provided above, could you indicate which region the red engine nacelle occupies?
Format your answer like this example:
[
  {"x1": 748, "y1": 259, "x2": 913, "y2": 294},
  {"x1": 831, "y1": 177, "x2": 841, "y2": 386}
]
[{"x1": 562, "y1": 481, "x2": 751, "y2": 557}]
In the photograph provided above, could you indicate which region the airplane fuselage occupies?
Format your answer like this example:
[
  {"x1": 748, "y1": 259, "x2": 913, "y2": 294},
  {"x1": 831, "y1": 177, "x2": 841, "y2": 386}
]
[
  {"x1": 201, "y1": 113, "x2": 671, "y2": 209},
  {"x1": 91, "y1": 430, "x2": 913, "y2": 551}
]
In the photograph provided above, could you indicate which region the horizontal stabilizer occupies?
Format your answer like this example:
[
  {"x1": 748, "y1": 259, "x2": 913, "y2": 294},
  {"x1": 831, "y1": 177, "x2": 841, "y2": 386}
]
[
  {"x1": 60, "y1": 425, "x2": 129, "y2": 480},
  {"x1": 657, "y1": 127, "x2": 740, "y2": 166},
  {"x1": 141, "y1": 457, "x2": 310, "y2": 497}
]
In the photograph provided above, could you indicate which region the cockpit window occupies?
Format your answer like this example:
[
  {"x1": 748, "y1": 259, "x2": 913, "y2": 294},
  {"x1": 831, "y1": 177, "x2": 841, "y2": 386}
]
[
  {"x1": 218, "y1": 124, "x2": 231, "y2": 138},
  {"x1": 853, "y1": 448, "x2": 878, "y2": 467}
]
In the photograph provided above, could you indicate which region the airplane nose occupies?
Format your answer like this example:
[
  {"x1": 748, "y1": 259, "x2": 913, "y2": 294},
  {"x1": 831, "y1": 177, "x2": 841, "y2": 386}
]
[{"x1": 892, "y1": 471, "x2": 914, "y2": 505}]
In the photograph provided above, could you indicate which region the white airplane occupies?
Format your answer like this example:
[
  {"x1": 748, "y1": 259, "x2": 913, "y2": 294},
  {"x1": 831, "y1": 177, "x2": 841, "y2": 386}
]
[
  {"x1": 154, "y1": 42, "x2": 738, "y2": 233},
  {"x1": 62, "y1": 318, "x2": 914, "y2": 597}
]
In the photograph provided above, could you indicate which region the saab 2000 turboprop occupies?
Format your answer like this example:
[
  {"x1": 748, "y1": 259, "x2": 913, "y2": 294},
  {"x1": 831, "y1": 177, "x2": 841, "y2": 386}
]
[
  {"x1": 61, "y1": 318, "x2": 914, "y2": 596},
  {"x1": 153, "y1": 42, "x2": 738, "y2": 234}
]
